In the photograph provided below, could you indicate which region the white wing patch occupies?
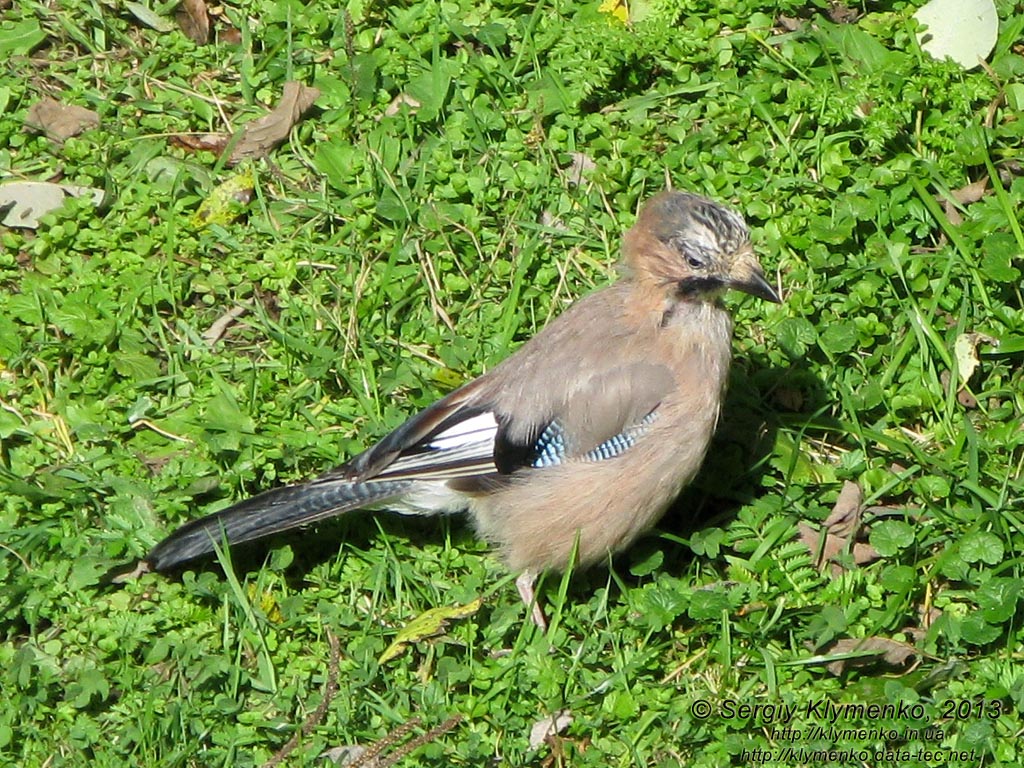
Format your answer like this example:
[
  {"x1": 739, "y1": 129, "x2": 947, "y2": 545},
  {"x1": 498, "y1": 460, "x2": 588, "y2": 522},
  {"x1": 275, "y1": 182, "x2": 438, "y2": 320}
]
[
  {"x1": 426, "y1": 411, "x2": 499, "y2": 450},
  {"x1": 373, "y1": 410, "x2": 500, "y2": 480}
]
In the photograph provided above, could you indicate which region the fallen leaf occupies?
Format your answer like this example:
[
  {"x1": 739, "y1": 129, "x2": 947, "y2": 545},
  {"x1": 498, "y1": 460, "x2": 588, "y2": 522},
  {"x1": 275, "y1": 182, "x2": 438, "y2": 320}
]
[
  {"x1": 382, "y1": 93, "x2": 421, "y2": 117},
  {"x1": 176, "y1": 0, "x2": 210, "y2": 44},
  {"x1": 823, "y1": 480, "x2": 862, "y2": 538},
  {"x1": 799, "y1": 481, "x2": 878, "y2": 574},
  {"x1": 529, "y1": 710, "x2": 573, "y2": 750},
  {"x1": 776, "y1": 15, "x2": 802, "y2": 32},
  {"x1": 565, "y1": 152, "x2": 595, "y2": 186},
  {"x1": 228, "y1": 81, "x2": 320, "y2": 165},
  {"x1": 110, "y1": 560, "x2": 152, "y2": 584},
  {"x1": 191, "y1": 168, "x2": 255, "y2": 227},
  {"x1": 823, "y1": 636, "x2": 917, "y2": 676},
  {"x1": 0, "y1": 180, "x2": 104, "y2": 229},
  {"x1": 949, "y1": 178, "x2": 988, "y2": 205},
  {"x1": 169, "y1": 132, "x2": 231, "y2": 154},
  {"x1": 914, "y1": 0, "x2": 997, "y2": 70},
  {"x1": 943, "y1": 177, "x2": 987, "y2": 225},
  {"x1": 202, "y1": 305, "x2": 248, "y2": 346},
  {"x1": 597, "y1": 0, "x2": 628, "y2": 24},
  {"x1": 826, "y1": 1, "x2": 859, "y2": 24},
  {"x1": 954, "y1": 331, "x2": 998, "y2": 385},
  {"x1": 378, "y1": 598, "x2": 482, "y2": 663},
  {"x1": 220, "y1": 23, "x2": 242, "y2": 45},
  {"x1": 25, "y1": 98, "x2": 99, "y2": 141},
  {"x1": 850, "y1": 541, "x2": 879, "y2": 566}
]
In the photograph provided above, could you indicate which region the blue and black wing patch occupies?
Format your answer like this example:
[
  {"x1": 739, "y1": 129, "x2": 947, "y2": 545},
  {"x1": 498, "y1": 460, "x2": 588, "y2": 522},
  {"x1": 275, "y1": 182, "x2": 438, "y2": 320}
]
[
  {"x1": 529, "y1": 409, "x2": 659, "y2": 468},
  {"x1": 493, "y1": 407, "x2": 660, "y2": 474}
]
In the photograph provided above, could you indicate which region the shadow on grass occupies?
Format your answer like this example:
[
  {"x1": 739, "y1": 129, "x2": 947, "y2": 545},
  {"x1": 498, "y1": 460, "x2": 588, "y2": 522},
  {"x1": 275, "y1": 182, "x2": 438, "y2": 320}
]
[
  {"x1": 599, "y1": 349, "x2": 832, "y2": 593},
  {"x1": 136, "y1": 509, "x2": 467, "y2": 593}
]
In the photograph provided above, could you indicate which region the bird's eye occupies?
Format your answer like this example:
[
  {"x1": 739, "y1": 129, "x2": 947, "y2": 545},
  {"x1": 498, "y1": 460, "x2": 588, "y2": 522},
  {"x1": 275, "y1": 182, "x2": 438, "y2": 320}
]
[{"x1": 686, "y1": 253, "x2": 706, "y2": 269}]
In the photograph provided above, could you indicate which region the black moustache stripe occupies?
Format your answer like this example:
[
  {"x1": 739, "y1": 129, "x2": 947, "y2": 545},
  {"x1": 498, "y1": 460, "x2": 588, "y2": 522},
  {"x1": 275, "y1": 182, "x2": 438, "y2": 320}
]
[{"x1": 676, "y1": 276, "x2": 725, "y2": 296}]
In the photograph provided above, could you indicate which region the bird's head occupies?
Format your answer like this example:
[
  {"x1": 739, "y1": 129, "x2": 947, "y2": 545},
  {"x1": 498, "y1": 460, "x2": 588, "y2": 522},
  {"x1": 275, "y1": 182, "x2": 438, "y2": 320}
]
[{"x1": 623, "y1": 190, "x2": 781, "y2": 304}]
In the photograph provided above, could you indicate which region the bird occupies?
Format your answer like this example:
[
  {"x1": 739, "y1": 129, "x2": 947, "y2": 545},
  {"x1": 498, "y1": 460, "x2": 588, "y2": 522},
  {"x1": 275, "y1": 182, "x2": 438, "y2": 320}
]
[{"x1": 145, "y1": 190, "x2": 780, "y2": 626}]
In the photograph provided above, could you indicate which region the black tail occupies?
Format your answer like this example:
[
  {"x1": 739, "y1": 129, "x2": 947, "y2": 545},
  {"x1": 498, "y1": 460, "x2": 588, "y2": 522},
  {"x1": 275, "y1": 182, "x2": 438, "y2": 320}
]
[{"x1": 146, "y1": 477, "x2": 413, "y2": 571}]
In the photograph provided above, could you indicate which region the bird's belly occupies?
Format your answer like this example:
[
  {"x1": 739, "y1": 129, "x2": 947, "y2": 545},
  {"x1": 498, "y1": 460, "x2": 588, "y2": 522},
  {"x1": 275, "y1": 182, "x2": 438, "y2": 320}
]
[{"x1": 468, "y1": 418, "x2": 714, "y2": 573}]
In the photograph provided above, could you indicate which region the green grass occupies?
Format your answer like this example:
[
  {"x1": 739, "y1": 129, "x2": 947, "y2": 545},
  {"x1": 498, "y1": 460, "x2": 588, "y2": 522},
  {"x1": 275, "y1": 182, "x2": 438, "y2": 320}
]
[{"x1": 2, "y1": 0, "x2": 1023, "y2": 765}]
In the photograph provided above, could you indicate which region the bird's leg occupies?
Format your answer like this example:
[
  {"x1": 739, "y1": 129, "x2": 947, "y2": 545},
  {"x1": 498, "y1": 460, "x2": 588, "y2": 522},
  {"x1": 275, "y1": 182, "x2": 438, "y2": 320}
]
[{"x1": 516, "y1": 569, "x2": 548, "y2": 629}]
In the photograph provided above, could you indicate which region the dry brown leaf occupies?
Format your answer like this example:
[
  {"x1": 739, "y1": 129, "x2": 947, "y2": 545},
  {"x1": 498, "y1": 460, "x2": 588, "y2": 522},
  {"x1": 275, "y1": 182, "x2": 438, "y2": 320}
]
[
  {"x1": 945, "y1": 203, "x2": 963, "y2": 228},
  {"x1": 383, "y1": 93, "x2": 421, "y2": 117},
  {"x1": 824, "y1": 637, "x2": 917, "y2": 676},
  {"x1": 851, "y1": 542, "x2": 879, "y2": 566},
  {"x1": 110, "y1": 560, "x2": 152, "y2": 584},
  {"x1": 776, "y1": 15, "x2": 802, "y2": 32},
  {"x1": 228, "y1": 81, "x2": 320, "y2": 165},
  {"x1": 566, "y1": 152, "x2": 595, "y2": 187},
  {"x1": 799, "y1": 481, "x2": 879, "y2": 574},
  {"x1": 826, "y1": 1, "x2": 860, "y2": 24},
  {"x1": 823, "y1": 480, "x2": 862, "y2": 537},
  {"x1": 220, "y1": 23, "x2": 242, "y2": 45},
  {"x1": 169, "y1": 133, "x2": 231, "y2": 154},
  {"x1": 528, "y1": 710, "x2": 573, "y2": 751},
  {"x1": 943, "y1": 177, "x2": 988, "y2": 225},
  {"x1": 176, "y1": 0, "x2": 210, "y2": 44},
  {"x1": 203, "y1": 305, "x2": 248, "y2": 346},
  {"x1": 798, "y1": 523, "x2": 839, "y2": 570},
  {"x1": 25, "y1": 98, "x2": 99, "y2": 141},
  {"x1": 950, "y1": 178, "x2": 988, "y2": 205}
]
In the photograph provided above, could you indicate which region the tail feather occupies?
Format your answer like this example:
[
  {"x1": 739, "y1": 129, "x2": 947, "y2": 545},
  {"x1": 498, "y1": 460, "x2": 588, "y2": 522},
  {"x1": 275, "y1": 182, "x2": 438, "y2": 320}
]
[{"x1": 146, "y1": 477, "x2": 413, "y2": 571}]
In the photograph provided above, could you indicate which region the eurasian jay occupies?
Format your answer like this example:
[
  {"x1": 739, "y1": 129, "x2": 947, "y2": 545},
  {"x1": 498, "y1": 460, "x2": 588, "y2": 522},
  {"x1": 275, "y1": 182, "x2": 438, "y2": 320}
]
[{"x1": 146, "y1": 190, "x2": 780, "y2": 624}]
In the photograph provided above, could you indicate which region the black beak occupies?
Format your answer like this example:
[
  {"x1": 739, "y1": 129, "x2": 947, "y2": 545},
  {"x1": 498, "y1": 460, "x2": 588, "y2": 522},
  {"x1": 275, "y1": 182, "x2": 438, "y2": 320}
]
[
  {"x1": 733, "y1": 268, "x2": 781, "y2": 303},
  {"x1": 728, "y1": 251, "x2": 781, "y2": 303}
]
